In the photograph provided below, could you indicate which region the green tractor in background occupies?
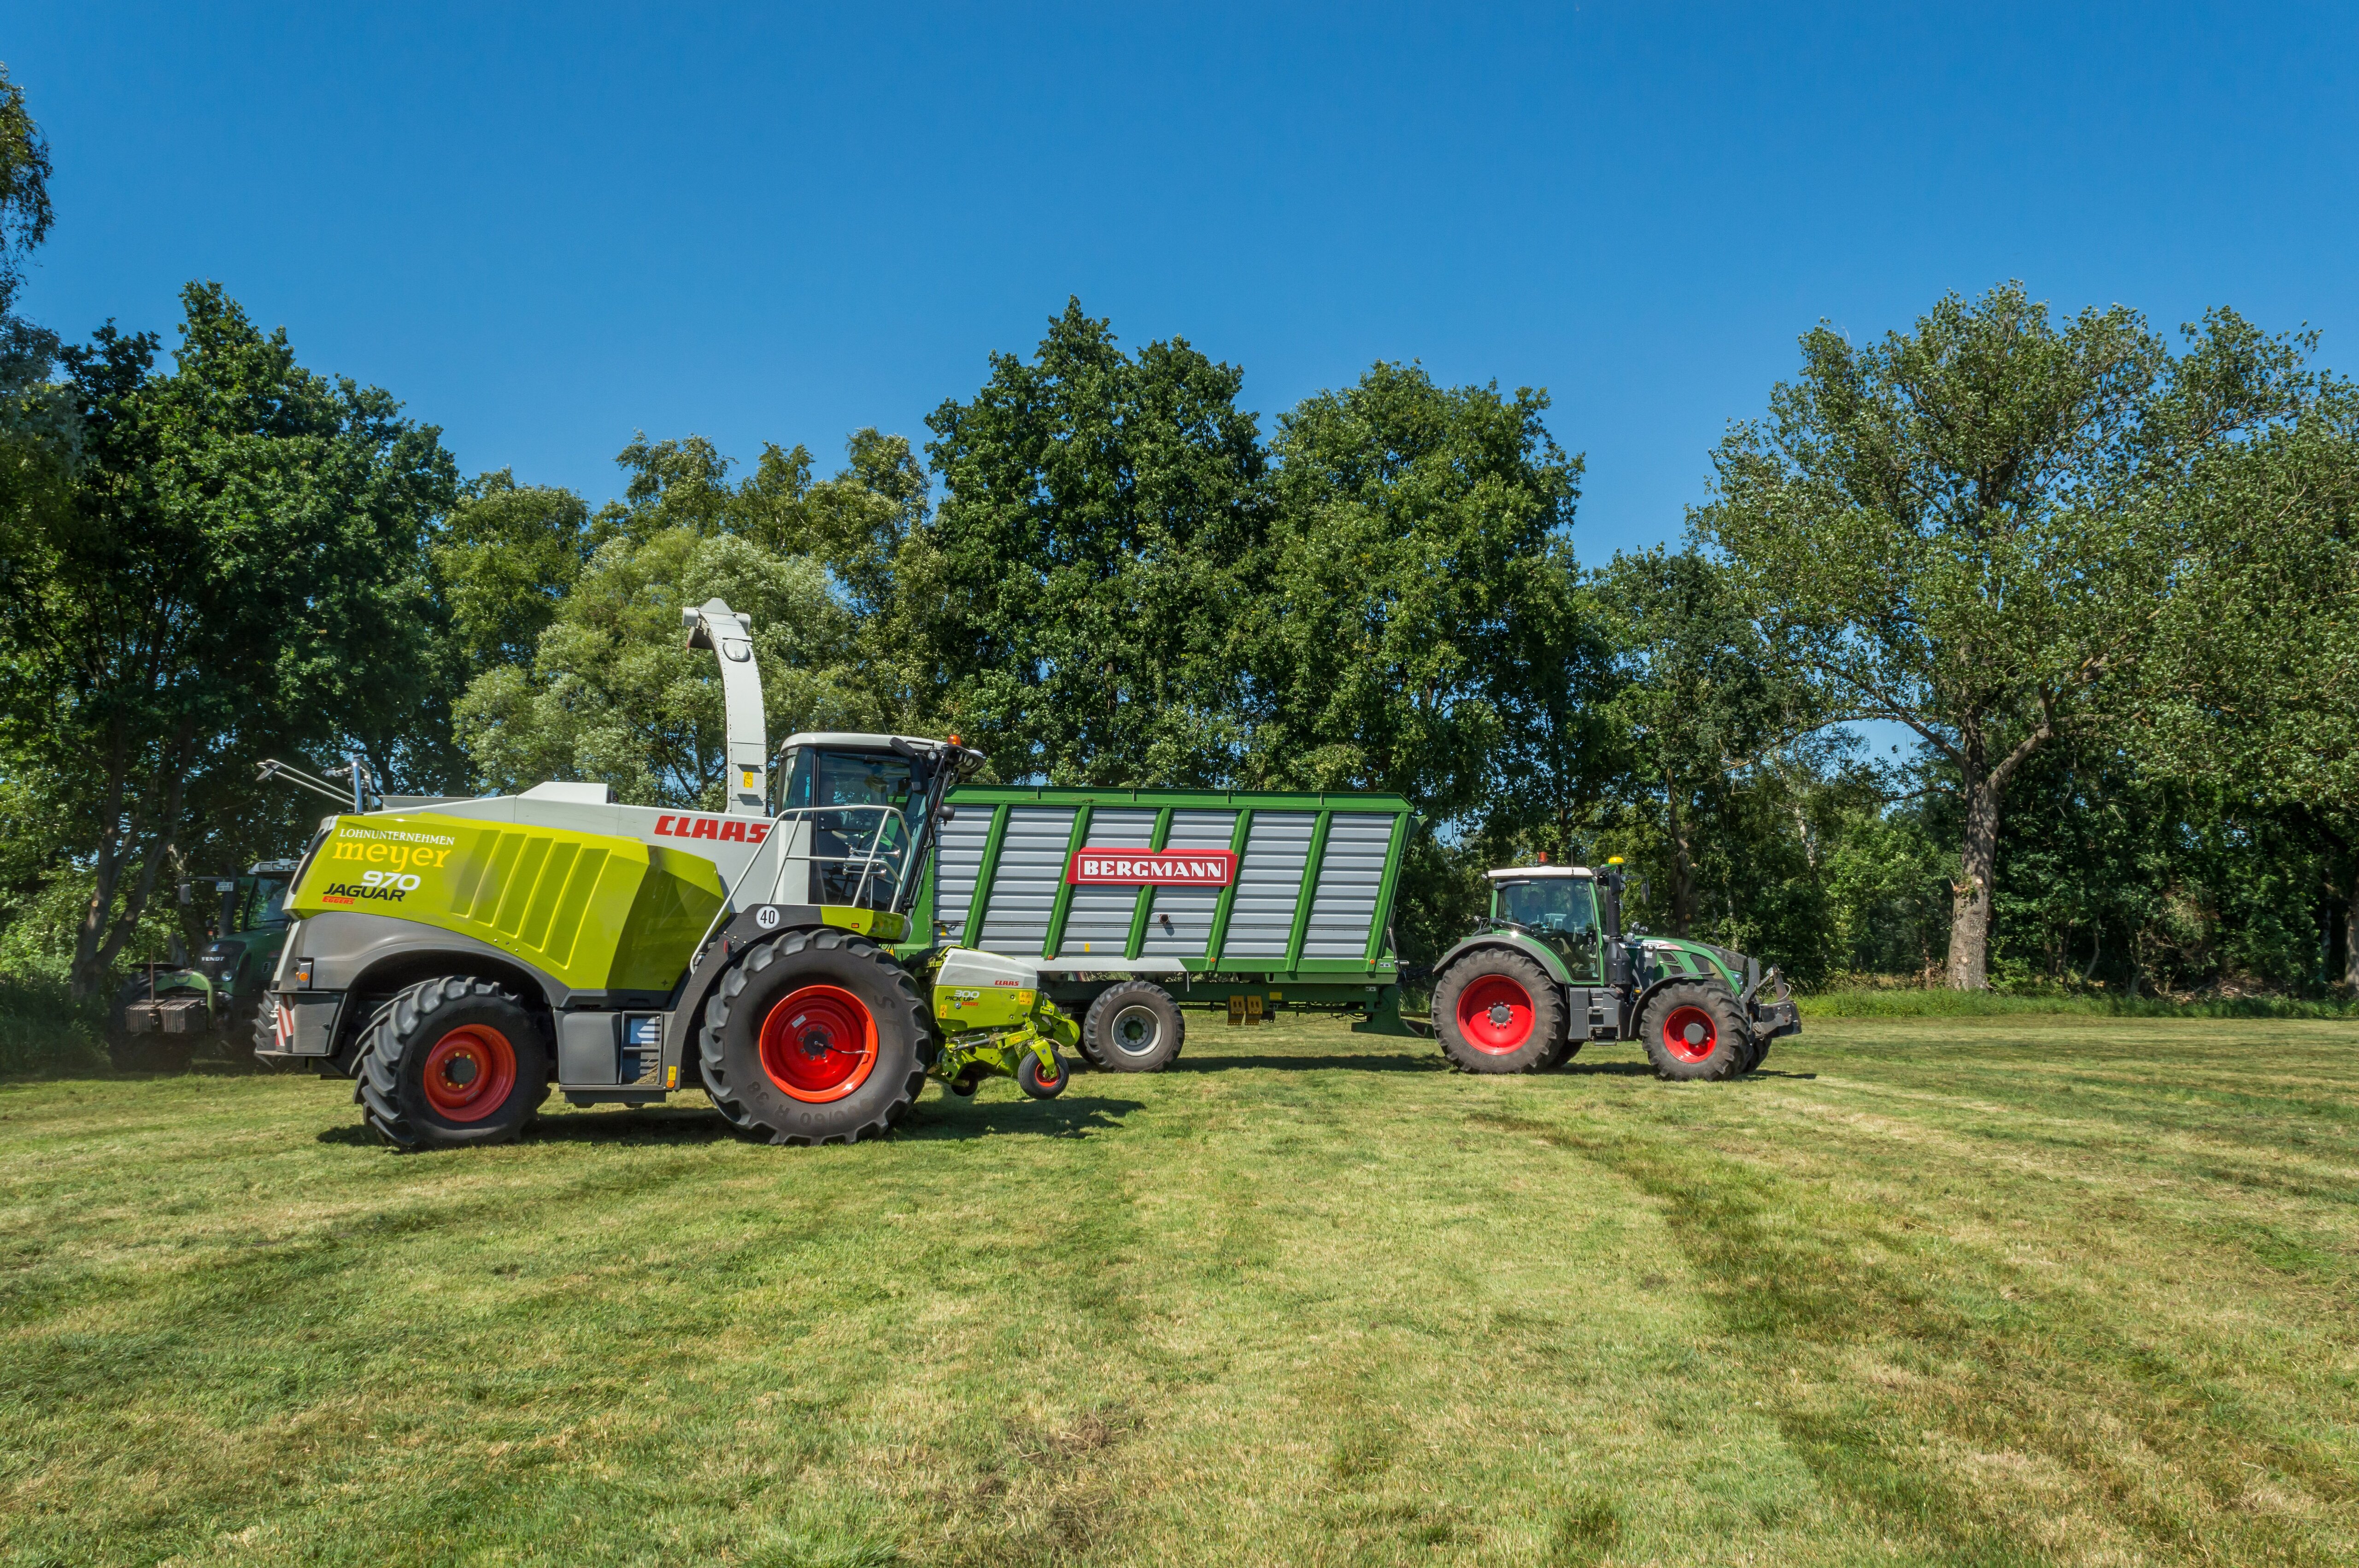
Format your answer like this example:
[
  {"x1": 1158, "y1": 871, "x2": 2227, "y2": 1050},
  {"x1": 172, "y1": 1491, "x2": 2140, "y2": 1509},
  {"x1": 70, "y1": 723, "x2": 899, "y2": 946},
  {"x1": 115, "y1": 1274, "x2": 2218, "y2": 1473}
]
[
  {"x1": 110, "y1": 861, "x2": 299, "y2": 1072},
  {"x1": 1425, "y1": 857, "x2": 1800, "y2": 1079}
]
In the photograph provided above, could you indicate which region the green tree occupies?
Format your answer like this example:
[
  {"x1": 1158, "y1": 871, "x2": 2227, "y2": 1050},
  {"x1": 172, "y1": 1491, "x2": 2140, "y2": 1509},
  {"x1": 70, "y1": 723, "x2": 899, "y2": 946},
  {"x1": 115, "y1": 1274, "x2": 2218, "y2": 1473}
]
[
  {"x1": 1594, "y1": 548, "x2": 1837, "y2": 937},
  {"x1": 1250, "y1": 362, "x2": 1593, "y2": 959},
  {"x1": 922, "y1": 299, "x2": 1269, "y2": 784},
  {"x1": 1696, "y1": 283, "x2": 2316, "y2": 989},
  {"x1": 451, "y1": 433, "x2": 906, "y2": 803},
  {"x1": 2136, "y1": 385, "x2": 2359, "y2": 990},
  {"x1": 1254, "y1": 363, "x2": 1587, "y2": 813},
  {"x1": 0, "y1": 284, "x2": 457, "y2": 996},
  {"x1": 0, "y1": 60, "x2": 53, "y2": 314}
]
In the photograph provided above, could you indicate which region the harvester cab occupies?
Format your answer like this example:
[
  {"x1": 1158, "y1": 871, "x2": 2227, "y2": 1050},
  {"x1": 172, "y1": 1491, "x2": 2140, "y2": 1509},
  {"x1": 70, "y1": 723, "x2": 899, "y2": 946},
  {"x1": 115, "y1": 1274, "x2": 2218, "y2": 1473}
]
[
  {"x1": 1422, "y1": 857, "x2": 1799, "y2": 1080},
  {"x1": 253, "y1": 597, "x2": 1079, "y2": 1149}
]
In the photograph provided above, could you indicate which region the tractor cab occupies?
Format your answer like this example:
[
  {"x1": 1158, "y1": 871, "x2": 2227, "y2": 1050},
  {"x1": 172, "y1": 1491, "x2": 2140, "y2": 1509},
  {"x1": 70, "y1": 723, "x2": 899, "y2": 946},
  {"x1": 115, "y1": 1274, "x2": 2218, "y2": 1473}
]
[
  {"x1": 1485, "y1": 866, "x2": 1604, "y2": 983},
  {"x1": 770, "y1": 732, "x2": 968, "y2": 910}
]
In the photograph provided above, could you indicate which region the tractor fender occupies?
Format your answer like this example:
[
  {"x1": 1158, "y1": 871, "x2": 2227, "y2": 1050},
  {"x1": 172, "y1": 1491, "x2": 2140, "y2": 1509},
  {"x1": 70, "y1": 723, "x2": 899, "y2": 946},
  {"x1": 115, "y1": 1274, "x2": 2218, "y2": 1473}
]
[{"x1": 1433, "y1": 930, "x2": 1576, "y2": 989}]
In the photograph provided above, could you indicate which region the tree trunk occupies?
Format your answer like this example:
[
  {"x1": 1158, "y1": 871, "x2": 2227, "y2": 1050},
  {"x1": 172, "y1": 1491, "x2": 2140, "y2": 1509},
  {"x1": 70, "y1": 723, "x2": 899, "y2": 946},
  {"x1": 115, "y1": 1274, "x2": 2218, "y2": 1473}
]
[
  {"x1": 2346, "y1": 870, "x2": 2359, "y2": 998},
  {"x1": 1945, "y1": 759, "x2": 2001, "y2": 991},
  {"x1": 1665, "y1": 780, "x2": 1696, "y2": 937}
]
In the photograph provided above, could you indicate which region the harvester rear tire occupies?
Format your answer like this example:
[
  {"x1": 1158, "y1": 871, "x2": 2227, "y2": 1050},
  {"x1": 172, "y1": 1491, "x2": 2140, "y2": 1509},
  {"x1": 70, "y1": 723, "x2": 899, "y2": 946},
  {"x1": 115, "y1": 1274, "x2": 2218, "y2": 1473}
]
[
  {"x1": 1433, "y1": 949, "x2": 1565, "y2": 1074},
  {"x1": 1080, "y1": 981, "x2": 1185, "y2": 1072},
  {"x1": 355, "y1": 977, "x2": 553, "y2": 1149},
  {"x1": 699, "y1": 928, "x2": 934, "y2": 1147},
  {"x1": 1640, "y1": 983, "x2": 1750, "y2": 1082}
]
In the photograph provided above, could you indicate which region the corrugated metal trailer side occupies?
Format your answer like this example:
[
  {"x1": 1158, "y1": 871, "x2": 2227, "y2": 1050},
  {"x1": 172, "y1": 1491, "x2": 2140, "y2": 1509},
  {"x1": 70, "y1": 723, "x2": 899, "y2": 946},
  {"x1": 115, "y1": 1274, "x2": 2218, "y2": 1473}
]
[{"x1": 900, "y1": 785, "x2": 1417, "y2": 1049}]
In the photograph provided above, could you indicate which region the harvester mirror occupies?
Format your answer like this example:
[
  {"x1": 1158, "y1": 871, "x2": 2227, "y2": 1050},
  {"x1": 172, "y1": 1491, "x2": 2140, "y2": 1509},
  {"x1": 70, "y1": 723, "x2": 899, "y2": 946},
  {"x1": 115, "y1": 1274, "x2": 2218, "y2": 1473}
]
[
  {"x1": 177, "y1": 881, "x2": 192, "y2": 906},
  {"x1": 1637, "y1": 877, "x2": 1651, "y2": 903}
]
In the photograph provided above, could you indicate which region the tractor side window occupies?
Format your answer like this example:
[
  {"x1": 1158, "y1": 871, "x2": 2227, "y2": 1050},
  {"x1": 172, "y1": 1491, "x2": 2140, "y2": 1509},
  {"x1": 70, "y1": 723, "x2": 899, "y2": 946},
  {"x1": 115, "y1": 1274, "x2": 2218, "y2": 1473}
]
[
  {"x1": 1496, "y1": 878, "x2": 1602, "y2": 982},
  {"x1": 1497, "y1": 879, "x2": 1596, "y2": 934},
  {"x1": 252, "y1": 878, "x2": 291, "y2": 928}
]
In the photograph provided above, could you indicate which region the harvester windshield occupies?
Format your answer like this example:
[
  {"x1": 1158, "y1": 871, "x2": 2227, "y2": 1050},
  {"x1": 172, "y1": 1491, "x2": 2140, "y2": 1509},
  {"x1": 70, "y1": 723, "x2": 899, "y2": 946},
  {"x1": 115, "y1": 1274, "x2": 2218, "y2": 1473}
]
[{"x1": 772, "y1": 737, "x2": 959, "y2": 913}]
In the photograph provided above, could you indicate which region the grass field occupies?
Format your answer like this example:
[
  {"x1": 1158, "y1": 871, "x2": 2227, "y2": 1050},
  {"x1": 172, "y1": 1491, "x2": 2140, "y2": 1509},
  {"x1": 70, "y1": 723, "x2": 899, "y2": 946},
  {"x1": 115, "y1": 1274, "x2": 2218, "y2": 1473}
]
[{"x1": 2, "y1": 1012, "x2": 2355, "y2": 1567}]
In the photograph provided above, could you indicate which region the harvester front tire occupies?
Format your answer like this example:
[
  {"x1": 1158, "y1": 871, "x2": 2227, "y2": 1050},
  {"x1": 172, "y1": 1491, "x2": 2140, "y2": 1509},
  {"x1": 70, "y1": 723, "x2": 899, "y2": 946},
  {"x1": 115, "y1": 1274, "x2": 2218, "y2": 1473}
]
[
  {"x1": 1433, "y1": 949, "x2": 1565, "y2": 1074},
  {"x1": 355, "y1": 977, "x2": 552, "y2": 1149},
  {"x1": 1080, "y1": 981, "x2": 1185, "y2": 1072},
  {"x1": 699, "y1": 928, "x2": 934, "y2": 1146},
  {"x1": 1640, "y1": 983, "x2": 1750, "y2": 1082}
]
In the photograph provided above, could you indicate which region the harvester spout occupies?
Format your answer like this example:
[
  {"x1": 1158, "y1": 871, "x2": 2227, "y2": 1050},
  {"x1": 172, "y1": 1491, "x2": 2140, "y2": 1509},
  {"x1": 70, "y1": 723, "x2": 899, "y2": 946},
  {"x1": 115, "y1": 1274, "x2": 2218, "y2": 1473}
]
[{"x1": 682, "y1": 598, "x2": 768, "y2": 815}]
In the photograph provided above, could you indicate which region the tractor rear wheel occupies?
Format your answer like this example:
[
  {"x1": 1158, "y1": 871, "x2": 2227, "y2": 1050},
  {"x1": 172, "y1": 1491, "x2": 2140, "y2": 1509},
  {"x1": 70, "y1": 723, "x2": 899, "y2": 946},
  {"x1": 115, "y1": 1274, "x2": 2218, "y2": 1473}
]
[
  {"x1": 1639, "y1": 983, "x2": 1750, "y2": 1081},
  {"x1": 1433, "y1": 949, "x2": 1565, "y2": 1074},
  {"x1": 1080, "y1": 981, "x2": 1185, "y2": 1072},
  {"x1": 355, "y1": 977, "x2": 553, "y2": 1148},
  {"x1": 699, "y1": 928, "x2": 935, "y2": 1146}
]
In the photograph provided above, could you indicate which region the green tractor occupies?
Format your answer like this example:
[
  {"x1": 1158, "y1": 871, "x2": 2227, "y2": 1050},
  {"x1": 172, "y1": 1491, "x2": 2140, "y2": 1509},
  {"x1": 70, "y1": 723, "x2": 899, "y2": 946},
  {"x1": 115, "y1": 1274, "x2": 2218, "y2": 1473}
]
[
  {"x1": 1426, "y1": 858, "x2": 1799, "y2": 1079},
  {"x1": 110, "y1": 861, "x2": 300, "y2": 1071}
]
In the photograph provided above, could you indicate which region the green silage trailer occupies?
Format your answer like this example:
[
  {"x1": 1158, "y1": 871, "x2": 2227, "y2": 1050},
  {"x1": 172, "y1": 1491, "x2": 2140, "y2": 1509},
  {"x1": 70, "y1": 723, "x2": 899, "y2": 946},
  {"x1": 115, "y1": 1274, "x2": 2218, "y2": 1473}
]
[{"x1": 897, "y1": 784, "x2": 1417, "y2": 1070}]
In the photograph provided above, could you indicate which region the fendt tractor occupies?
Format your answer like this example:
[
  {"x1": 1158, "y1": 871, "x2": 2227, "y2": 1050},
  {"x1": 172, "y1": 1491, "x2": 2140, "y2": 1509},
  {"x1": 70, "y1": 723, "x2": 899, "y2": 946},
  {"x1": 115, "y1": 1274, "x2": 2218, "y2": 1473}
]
[
  {"x1": 112, "y1": 861, "x2": 300, "y2": 1071},
  {"x1": 1422, "y1": 863, "x2": 1801, "y2": 1080},
  {"x1": 254, "y1": 599, "x2": 1077, "y2": 1149}
]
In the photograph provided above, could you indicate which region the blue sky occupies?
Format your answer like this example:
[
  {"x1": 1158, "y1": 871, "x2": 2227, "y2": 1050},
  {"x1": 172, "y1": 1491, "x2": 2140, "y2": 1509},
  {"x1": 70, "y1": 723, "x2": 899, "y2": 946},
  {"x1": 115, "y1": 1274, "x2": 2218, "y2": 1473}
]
[{"x1": 11, "y1": 3, "x2": 2357, "y2": 567}]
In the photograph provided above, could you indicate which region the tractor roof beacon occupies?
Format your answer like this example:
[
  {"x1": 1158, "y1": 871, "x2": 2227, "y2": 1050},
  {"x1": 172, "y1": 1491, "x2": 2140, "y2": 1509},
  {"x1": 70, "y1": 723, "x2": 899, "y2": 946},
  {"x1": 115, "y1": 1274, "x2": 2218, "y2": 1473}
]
[
  {"x1": 254, "y1": 598, "x2": 1081, "y2": 1149},
  {"x1": 1425, "y1": 858, "x2": 1801, "y2": 1080}
]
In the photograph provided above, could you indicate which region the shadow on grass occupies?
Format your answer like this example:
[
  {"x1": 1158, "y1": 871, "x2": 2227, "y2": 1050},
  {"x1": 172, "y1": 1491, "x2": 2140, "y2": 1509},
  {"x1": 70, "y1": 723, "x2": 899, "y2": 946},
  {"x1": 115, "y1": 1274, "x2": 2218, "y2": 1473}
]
[
  {"x1": 1167, "y1": 1052, "x2": 1447, "y2": 1073},
  {"x1": 901, "y1": 1094, "x2": 1146, "y2": 1140}
]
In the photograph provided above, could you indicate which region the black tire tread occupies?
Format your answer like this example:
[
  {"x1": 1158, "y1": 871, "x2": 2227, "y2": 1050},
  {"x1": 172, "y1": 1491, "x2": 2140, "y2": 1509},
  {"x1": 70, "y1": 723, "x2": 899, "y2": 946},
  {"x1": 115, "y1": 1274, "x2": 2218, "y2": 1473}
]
[
  {"x1": 698, "y1": 928, "x2": 934, "y2": 1146},
  {"x1": 1080, "y1": 980, "x2": 1186, "y2": 1072},
  {"x1": 1432, "y1": 949, "x2": 1567, "y2": 1074},
  {"x1": 355, "y1": 976, "x2": 552, "y2": 1149},
  {"x1": 1638, "y1": 982, "x2": 1752, "y2": 1082}
]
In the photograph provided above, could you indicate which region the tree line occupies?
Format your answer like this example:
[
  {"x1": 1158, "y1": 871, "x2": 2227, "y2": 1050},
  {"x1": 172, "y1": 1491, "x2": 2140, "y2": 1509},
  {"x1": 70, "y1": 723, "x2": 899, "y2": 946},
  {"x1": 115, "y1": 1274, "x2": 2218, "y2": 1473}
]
[{"x1": 0, "y1": 67, "x2": 2352, "y2": 1001}]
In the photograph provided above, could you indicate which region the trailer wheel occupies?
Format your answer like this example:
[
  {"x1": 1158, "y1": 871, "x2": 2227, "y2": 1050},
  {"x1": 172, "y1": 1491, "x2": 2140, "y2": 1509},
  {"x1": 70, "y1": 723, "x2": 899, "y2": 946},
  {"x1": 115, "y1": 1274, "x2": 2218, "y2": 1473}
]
[
  {"x1": 1080, "y1": 981, "x2": 1185, "y2": 1072},
  {"x1": 355, "y1": 977, "x2": 553, "y2": 1149},
  {"x1": 1640, "y1": 983, "x2": 1750, "y2": 1082},
  {"x1": 1433, "y1": 949, "x2": 1565, "y2": 1074},
  {"x1": 700, "y1": 928, "x2": 935, "y2": 1146}
]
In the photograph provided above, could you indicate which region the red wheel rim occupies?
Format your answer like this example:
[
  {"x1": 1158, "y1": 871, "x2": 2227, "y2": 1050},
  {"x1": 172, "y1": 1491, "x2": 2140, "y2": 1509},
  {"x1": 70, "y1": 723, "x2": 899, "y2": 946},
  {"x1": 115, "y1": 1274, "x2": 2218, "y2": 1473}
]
[
  {"x1": 1035, "y1": 1056, "x2": 1059, "y2": 1084},
  {"x1": 1455, "y1": 973, "x2": 1535, "y2": 1054},
  {"x1": 1661, "y1": 1004, "x2": 1718, "y2": 1064},
  {"x1": 422, "y1": 1025, "x2": 518, "y2": 1122},
  {"x1": 759, "y1": 984, "x2": 878, "y2": 1103}
]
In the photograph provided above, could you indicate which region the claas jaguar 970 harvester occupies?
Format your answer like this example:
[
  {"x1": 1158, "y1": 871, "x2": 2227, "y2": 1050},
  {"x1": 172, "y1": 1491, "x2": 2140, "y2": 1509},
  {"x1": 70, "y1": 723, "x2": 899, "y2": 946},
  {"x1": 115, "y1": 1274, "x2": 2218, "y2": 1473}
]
[{"x1": 254, "y1": 600, "x2": 1076, "y2": 1149}]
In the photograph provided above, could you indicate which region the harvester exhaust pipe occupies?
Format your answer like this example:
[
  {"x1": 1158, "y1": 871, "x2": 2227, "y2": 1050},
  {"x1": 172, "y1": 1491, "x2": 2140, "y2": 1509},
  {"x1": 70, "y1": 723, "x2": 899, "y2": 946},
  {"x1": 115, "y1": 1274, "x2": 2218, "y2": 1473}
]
[{"x1": 682, "y1": 599, "x2": 767, "y2": 815}]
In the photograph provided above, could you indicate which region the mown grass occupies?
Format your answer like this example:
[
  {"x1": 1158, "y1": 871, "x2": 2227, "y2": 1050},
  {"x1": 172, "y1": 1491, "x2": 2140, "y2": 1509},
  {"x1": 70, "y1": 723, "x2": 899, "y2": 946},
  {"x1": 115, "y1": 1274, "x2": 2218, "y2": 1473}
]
[
  {"x1": 1, "y1": 1011, "x2": 2354, "y2": 1566},
  {"x1": 1798, "y1": 986, "x2": 2358, "y2": 1020}
]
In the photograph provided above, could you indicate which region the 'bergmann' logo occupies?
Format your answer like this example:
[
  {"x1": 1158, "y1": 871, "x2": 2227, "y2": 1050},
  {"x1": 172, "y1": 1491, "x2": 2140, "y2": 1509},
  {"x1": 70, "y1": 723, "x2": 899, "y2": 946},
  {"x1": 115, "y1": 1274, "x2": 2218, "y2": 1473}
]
[{"x1": 1065, "y1": 850, "x2": 1237, "y2": 887}]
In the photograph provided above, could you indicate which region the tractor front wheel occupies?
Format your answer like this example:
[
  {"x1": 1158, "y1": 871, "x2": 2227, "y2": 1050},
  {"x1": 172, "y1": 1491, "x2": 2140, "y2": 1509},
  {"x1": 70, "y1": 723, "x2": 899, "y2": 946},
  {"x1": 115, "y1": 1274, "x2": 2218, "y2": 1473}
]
[
  {"x1": 699, "y1": 928, "x2": 935, "y2": 1146},
  {"x1": 1432, "y1": 949, "x2": 1565, "y2": 1074},
  {"x1": 355, "y1": 977, "x2": 553, "y2": 1148},
  {"x1": 1639, "y1": 983, "x2": 1751, "y2": 1082}
]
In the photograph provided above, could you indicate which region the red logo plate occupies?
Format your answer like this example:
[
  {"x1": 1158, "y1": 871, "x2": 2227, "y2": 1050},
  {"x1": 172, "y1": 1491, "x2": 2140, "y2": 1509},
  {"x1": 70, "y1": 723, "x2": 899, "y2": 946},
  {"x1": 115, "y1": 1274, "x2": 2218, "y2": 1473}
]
[{"x1": 1065, "y1": 849, "x2": 1237, "y2": 887}]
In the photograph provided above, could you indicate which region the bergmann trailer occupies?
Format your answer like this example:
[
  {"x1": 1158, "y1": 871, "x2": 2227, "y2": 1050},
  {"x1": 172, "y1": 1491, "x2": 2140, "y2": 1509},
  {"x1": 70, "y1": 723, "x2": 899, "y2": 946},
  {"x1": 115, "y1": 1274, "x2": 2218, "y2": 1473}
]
[{"x1": 898, "y1": 785, "x2": 1419, "y2": 1071}]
